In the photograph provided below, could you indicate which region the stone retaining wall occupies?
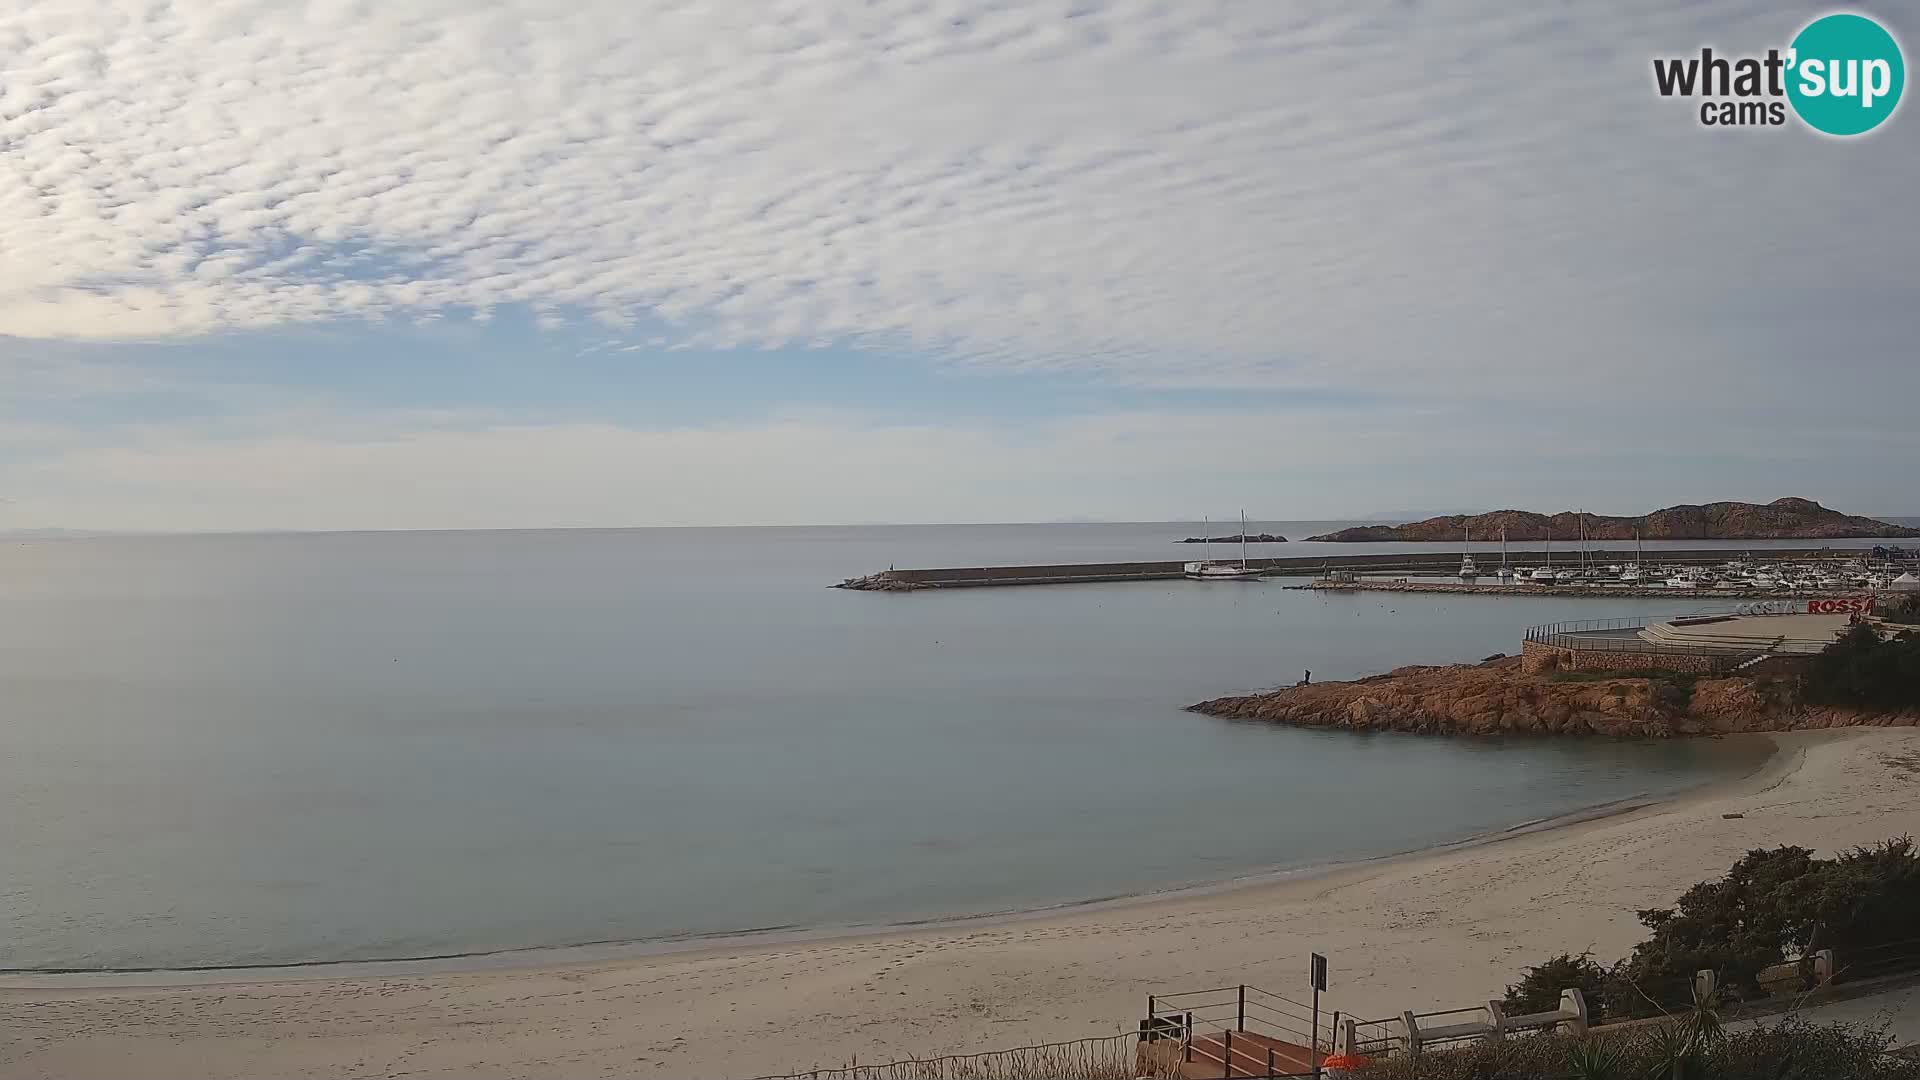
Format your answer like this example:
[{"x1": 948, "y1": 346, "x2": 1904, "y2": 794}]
[
  {"x1": 1520, "y1": 640, "x2": 1816, "y2": 678},
  {"x1": 1520, "y1": 640, "x2": 1726, "y2": 675}
]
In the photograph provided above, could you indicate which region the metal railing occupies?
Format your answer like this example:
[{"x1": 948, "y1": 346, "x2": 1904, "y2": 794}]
[
  {"x1": 1528, "y1": 617, "x2": 1667, "y2": 650},
  {"x1": 748, "y1": 1032, "x2": 1148, "y2": 1080},
  {"x1": 1343, "y1": 1015, "x2": 1403, "y2": 1058},
  {"x1": 1401, "y1": 1005, "x2": 1495, "y2": 1052},
  {"x1": 1828, "y1": 936, "x2": 1920, "y2": 983},
  {"x1": 1529, "y1": 612, "x2": 1848, "y2": 670},
  {"x1": 1524, "y1": 617, "x2": 1758, "y2": 673},
  {"x1": 1143, "y1": 984, "x2": 1329, "y2": 1077}
]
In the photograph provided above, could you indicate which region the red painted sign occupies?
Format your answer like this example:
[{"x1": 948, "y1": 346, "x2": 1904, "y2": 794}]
[{"x1": 1807, "y1": 596, "x2": 1874, "y2": 614}]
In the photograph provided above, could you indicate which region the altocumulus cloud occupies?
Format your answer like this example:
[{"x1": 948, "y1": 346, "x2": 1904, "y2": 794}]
[{"x1": 3, "y1": 0, "x2": 1915, "y2": 393}]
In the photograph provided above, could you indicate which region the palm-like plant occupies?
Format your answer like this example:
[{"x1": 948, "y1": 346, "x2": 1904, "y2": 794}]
[
  {"x1": 1566, "y1": 1040, "x2": 1622, "y2": 1080},
  {"x1": 1638, "y1": 985, "x2": 1723, "y2": 1080}
]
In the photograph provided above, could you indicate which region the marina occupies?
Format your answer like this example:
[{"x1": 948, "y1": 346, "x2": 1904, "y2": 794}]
[{"x1": 1292, "y1": 580, "x2": 1866, "y2": 600}]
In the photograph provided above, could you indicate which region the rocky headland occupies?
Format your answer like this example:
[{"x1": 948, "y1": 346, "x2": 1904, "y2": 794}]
[
  {"x1": 1188, "y1": 656, "x2": 1919, "y2": 737},
  {"x1": 1305, "y1": 497, "x2": 1919, "y2": 543}
]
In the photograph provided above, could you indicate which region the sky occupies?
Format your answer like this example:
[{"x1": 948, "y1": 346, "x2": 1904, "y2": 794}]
[{"x1": 2, "y1": 0, "x2": 1916, "y2": 531}]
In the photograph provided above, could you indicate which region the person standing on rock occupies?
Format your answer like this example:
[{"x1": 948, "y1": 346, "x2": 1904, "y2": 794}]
[{"x1": 1303, "y1": 670, "x2": 1311, "y2": 686}]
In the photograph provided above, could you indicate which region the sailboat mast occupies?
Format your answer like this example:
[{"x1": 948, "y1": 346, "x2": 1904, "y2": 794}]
[
  {"x1": 1240, "y1": 510, "x2": 1249, "y2": 569},
  {"x1": 1203, "y1": 516, "x2": 1210, "y2": 564}
]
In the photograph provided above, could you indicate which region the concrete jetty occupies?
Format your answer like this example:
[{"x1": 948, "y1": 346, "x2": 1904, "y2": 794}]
[{"x1": 834, "y1": 547, "x2": 1867, "y2": 590}]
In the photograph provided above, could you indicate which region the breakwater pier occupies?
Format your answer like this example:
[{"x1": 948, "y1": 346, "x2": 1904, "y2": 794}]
[{"x1": 834, "y1": 547, "x2": 1868, "y2": 591}]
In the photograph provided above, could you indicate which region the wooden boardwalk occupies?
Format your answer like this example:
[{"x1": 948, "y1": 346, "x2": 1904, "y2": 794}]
[{"x1": 1178, "y1": 1029, "x2": 1320, "y2": 1078}]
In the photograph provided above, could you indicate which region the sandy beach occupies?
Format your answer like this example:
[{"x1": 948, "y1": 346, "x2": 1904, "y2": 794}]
[{"x1": 5, "y1": 728, "x2": 1918, "y2": 1080}]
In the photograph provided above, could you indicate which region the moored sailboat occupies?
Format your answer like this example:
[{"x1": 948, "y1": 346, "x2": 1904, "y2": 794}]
[
  {"x1": 1619, "y1": 530, "x2": 1644, "y2": 583},
  {"x1": 1528, "y1": 528, "x2": 1559, "y2": 584},
  {"x1": 1185, "y1": 511, "x2": 1264, "y2": 581}
]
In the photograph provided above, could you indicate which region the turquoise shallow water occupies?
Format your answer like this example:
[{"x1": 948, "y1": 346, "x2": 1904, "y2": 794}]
[{"x1": 0, "y1": 523, "x2": 1840, "y2": 970}]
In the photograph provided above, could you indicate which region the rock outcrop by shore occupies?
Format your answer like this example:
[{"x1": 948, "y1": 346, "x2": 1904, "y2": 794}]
[
  {"x1": 1304, "y1": 498, "x2": 1920, "y2": 543},
  {"x1": 1188, "y1": 656, "x2": 1919, "y2": 737},
  {"x1": 834, "y1": 573, "x2": 925, "y2": 591}
]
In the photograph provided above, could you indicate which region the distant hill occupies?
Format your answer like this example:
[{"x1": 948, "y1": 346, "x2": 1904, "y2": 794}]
[
  {"x1": 1354, "y1": 509, "x2": 1485, "y2": 522},
  {"x1": 1304, "y1": 498, "x2": 1920, "y2": 542}
]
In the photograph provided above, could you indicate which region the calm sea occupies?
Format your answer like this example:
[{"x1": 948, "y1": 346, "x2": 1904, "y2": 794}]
[{"x1": 6, "y1": 521, "x2": 1896, "y2": 972}]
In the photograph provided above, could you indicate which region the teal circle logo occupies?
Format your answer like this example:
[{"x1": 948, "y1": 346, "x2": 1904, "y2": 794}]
[{"x1": 1787, "y1": 13, "x2": 1905, "y2": 136}]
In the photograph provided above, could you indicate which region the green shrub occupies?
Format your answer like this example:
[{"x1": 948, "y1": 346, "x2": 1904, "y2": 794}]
[
  {"x1": 1349, "y1": 1019, "x2": 1919, "y2": 1080},
  {"x1": 1799, "y1": 625, "x2": 1920, "y2": 710},
  {"x1": 1617, "y1": 845, "x2": 1827, "y2": 1007},
  {"x1": 1503, "y1": 838, "x2": 1920, "y2": 1020},
  {"x1": 1652, "y1": 675, "x2": 1696, "y2": 713},
  {"x1": 1502, "y1": 953, "x2": 1613, "y2": 1021}
]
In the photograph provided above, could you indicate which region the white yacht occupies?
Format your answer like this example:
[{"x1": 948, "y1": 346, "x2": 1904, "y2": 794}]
[
  {"x1": 1496, "y1": 529, "x2": 1515, "y2": 581},
  {"x1": 1458, "y1": 526, "x2": 1478, "y2": 579},
  {"x1": 1667, "y1": 570, "x2": 1709, "y2": 589}
]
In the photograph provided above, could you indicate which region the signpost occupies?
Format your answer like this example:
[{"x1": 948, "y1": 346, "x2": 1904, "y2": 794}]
[{"x1": 1311, "y1": 953, "x2": 1328, "y2": 1079}]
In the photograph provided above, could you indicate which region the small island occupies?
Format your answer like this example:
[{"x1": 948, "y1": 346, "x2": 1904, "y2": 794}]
[
  {"x1": 1178, "y1": 532, "x2": 1286, "y2": 544},
  {"x1": 1305, "y1": 497, "x2": 1919, "y2": 542}
]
